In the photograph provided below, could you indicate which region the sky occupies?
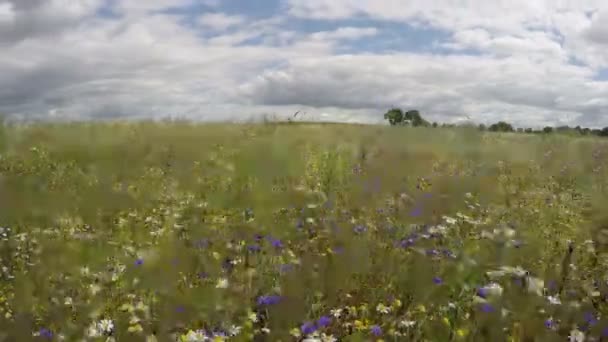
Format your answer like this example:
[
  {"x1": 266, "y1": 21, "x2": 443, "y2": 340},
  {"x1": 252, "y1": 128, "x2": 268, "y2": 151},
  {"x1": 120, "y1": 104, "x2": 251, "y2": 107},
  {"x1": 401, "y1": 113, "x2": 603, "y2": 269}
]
[{"x1": 2, "y1": 1, "x2": 608, "y2": 128}]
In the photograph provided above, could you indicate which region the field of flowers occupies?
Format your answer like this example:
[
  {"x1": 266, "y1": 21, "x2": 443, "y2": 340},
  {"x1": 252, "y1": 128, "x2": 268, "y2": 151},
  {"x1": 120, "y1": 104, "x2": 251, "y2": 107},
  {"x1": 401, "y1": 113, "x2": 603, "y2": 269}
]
[{"x1": 1, "y1": 121, "x2": 608, "y2": 341}]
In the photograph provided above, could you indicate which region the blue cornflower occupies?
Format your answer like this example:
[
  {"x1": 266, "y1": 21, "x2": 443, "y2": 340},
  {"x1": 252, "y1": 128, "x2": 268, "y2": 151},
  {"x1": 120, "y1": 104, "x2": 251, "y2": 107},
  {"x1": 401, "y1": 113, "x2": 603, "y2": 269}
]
[
  {"x1": 279, "y1": 264, "x2": 294, "y2": 274},
  {"x1": 269, "y1": 238, "x2": 284, "y2": 249},
  {"x1": 257, "y1": 295, "x2": 281, "y2": 306},
  {"x1": 317, "y1": 316, "x2": 332, "y2": 328},
  {"x1": 39, "y1": 328, "x2": 53, "y2": 339},
  {"x1": 479, "y1": 303, "x2": 494, "y2": 313},
  {"x1": 301, "y1": 322, "x2": 316, "y2": 335},
  {"x1": 248, "y1": 244, "x2": 261, "y2": 252},
  {"x1": 545, "y1": 318, "x2": 555, "y2": 329},
  {"x1": 426, "y1": 249, "x2": 440, "y2": 257},
  {"x1": 433, "y1": 277, "x2": 443, "y2": 285},
  {"x1": 353, "y1": 224, "x2": 367, "y2": 234},
  {"x1": 410, "y1": 207, "x2": 423, "y2": 217},
  {"x1": 135, "y1": 258, "x2": 143, "y2": 266},
  {"x1": 476, "y1": 287, "x2": 488, "y2": 298},
  {"x1": 370, "y1": 325, "x2": 382, "y2": 336}
]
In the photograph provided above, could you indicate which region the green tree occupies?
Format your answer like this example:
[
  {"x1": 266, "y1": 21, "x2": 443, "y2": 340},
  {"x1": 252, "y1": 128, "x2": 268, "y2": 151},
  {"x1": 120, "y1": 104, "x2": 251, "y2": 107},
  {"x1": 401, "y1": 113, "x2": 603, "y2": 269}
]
[
  {"x1": 488, "y1": 121, "x2": 514, "y2": 132},
  {"x1": 383, "y1": 108, "x2": 404, "y2": 126},
  {"x1": 543, "y1": 126, "x2": 553, "y2": 133},
  {"x1": 404, "y1": 110, "x2": 429, "y2": 127}
]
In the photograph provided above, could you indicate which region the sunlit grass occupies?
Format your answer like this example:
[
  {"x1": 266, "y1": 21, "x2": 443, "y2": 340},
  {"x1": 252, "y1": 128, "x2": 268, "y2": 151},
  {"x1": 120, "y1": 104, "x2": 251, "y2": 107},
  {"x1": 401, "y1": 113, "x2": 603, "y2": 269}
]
[{"x1": 1, "y1": 121, "x2": 608, "y2": 341}]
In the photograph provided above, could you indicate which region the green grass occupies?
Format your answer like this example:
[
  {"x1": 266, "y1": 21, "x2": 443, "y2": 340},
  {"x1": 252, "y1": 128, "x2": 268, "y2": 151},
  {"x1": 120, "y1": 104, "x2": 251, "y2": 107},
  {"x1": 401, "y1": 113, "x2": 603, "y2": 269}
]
[{"x1": 1, "y1": 121, "x2": 608, "y2": 341}]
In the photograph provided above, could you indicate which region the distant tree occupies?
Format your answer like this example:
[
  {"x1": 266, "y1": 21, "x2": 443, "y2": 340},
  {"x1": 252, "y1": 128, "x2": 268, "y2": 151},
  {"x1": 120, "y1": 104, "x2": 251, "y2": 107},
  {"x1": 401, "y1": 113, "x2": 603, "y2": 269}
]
[
  {"x1": 599, "y1": 127, "x2": 608, "y2": 137},
  {"x1": 404, "y1": 110, "x2": 430, "y2": 127},
  {"x1": 478, "y1": 124, "x2": 487, "y2": 131},
  {"x1": 543, "y1": 126, "x2": 553, "y2": 133},
  {"x1": 488, "y1": 121, "x2": 514, "y2": 132},
  {"x1": 432, "y1": 122, "x2": 438, "y2": 128},
  {"x1": 517, "y1": 128, "x2": 524, "y2": 133},
  {"x1": 383, "y1": 108, "x2": 404, "y2": 126}
]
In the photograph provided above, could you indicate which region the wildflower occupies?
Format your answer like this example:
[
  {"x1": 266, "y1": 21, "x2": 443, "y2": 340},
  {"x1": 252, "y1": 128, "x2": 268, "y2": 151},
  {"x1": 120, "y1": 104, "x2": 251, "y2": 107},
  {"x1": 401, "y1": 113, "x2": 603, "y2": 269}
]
[
  {"x1": 444, "y1": 216, "x2": 457, "y2": 225},
  {"x1": 353, "y1": 224, "x2": 367, "y2": 234},
  {"x1": 547, "y1": 295, "x2": 561, "y2": 305},
  {"x1": 545, "y1": 317, "x2": 556, "y2": 330},
  {"x1": 270, "y1": 238, "x2": 284, "y2": 249},
  {"x1": 248, "y1": 244, "x2": 261, "y2": 252},
  {"x1": 569, "y1": 328, "x2": 585, "y2": 342},
  {"x1": 526, "y1": 277, "x2": 544, "y2": 296},
  {"x1": 301, "y1": 322, "x2": 316, "y2": 335},
  {"x1": 135, "y1": 258, "x2": 144, "y2": 266},
  {"x1": 433, "y1": 277, "x2": 443, "y2": 285},
  {"x1": 479, "y1": 303, "x2": 494, "y2": 313},
  {"x1": 477, "y1": 283, "x2": 503, "y2": 298},
  {"x1": 330, "y1": 308, "x2": 343, "y2": 318},
  {"x1": 228, "y1": 325, "x2": 242, "y2": 336},
  {"x1": 410, "y1": 207, "x2": 423, "y2": 217},
  {"x1": 376, "y1": 303, "x2": 391, "y2": 314},
  {"x1": 370, "y1": 325, "x2": 382, "y2": 336},
  {"x1": 248, "y1": 312, "x2": 259, "y2": 323},
  {"x1": 215, "y1": 278, "x2": 229, "y2": 289},
  {"x1": 181, "y1": 329, "x2": 207, "y2": 342},
  {"x1": 317, "y1": 316, "x2": 332, "y2": 328},
  {"x1": 37, "y1": 328, "x2": 53, "y2": 339},
  {"x1": 399, "y1": 319, "x2": 416, "y2": 328},
  {"x1": 257, "y1": 295, "x2": 281, "y2": 306}
]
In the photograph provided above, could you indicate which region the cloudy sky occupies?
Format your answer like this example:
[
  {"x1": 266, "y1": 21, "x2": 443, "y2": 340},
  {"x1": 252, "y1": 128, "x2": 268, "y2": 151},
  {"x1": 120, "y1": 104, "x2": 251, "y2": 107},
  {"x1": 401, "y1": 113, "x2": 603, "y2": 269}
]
[{"x1": 2, "y1": 0, "x2": 608, "y2": 127}]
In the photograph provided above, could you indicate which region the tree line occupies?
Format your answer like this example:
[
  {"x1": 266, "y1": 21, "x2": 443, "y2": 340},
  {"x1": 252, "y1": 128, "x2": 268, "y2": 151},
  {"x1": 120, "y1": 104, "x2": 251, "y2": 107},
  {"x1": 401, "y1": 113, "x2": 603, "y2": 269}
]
[{"x1": 383, "y1": 108, "x2": 608, "y2": 137}]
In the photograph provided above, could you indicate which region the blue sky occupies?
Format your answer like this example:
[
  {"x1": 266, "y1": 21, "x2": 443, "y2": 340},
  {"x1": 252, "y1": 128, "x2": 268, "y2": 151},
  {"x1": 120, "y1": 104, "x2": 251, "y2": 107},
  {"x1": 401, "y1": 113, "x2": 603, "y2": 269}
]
[{"x1": 1, "y1": 0, "x2": 608, "y2": 127}]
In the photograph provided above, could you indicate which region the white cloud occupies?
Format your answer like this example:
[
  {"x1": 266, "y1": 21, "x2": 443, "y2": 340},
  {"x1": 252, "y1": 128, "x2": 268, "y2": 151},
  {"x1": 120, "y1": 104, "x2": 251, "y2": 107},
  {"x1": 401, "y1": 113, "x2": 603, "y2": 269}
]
[
  {"x1": 198, "y1": 13, "x2": 246, "y2": 31},
  {"x1": 0, "y1": 2, "x2": 15, "y2": 24},
  {"x1": 1, "y1": 0, "x2": 608, "y2": 127},
  {"x1": 309, "y1": 27, "x2": 379, "y2": 41}
]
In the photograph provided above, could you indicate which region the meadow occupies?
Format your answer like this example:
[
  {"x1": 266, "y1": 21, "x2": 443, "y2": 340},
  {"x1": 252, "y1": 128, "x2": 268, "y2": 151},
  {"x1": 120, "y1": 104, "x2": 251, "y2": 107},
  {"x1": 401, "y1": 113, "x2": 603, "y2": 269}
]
[{"x1": 1, "y1": 121, "x2": 608, "y2": 341}]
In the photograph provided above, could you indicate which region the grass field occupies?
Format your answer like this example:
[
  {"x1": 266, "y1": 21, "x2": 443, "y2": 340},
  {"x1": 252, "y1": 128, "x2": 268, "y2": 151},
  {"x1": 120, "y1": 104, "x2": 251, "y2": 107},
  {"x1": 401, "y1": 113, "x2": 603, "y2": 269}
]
[{"x1": 1, "y1": 121, "x2": 608, "y2": 341}]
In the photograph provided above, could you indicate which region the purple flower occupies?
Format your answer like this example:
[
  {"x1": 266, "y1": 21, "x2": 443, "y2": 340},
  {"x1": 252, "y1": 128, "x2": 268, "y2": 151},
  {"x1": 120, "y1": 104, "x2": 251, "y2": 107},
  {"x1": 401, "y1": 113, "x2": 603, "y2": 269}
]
[
  {"x1": 257, "y1": 295, "x2": 282, "y2": 306},
  {"x1": 135, "y1": 258, "x2": 144, "y2": 266},
  {"x1": 296, "y1": 219, "x2": 304, "y2": 229},
  {"x1": 269, "y1": 238, "x2": 284, "y2": 249},
  {"x1": 39, "y1": 328, "x2": 53, "y2": 339},
  {"x1": 476, "y1": 287, "x2": 488, "y2": 298},
  {"x1": 279, "y1": 264, "x2": 294, "y2": 274},
  {"x1": 433, "y1": 277, "x2": 443, "y2": 285},
  {"x1": 176, "y1": 306, "x2": 185, "y2": 313},
  {"x1": 354, "y1": 224, "x2": 367, "y2": 234},
  {"x1": 332, "y1": 246, "x2": 344, "y2": 254},
  {"x1": 545, "y1": 318, "x2": 555, "y2": 329},
  {"x1": 370, "y1": 325, "x2": 382, "y2": 336},
  {"x1": 248, "y1": 244, "x2": 261, "y2": 252},
  {"x1": 479, "y1": 303, "x2": 494, "y2": 313},
  {"x1": 410, "y1": 207, "x2": 423, "y2": 217},
  {"x1": 426, "y1": 249, "x2": 440, "y2": 257},
  {"x1": 301, "y1": 322, "x2": 316, "y2": 335},
  {"x1": 317, "y1": 316, "x2": 332, "y2": 328}
]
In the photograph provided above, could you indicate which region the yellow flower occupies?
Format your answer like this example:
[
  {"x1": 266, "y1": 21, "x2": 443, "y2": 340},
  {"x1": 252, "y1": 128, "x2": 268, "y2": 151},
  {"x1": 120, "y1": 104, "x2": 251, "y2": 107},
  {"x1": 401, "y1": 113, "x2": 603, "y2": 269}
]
[
  {"x1": 392, "y1": 299, "x2": 402, "y2": 308},
  {"x1": 442, "y1": 317, "x2": 451, "y2": 327},
  {"x1": 290, "y1": 328, "x2": 302, "y2": 338},
  {"x1": 456, "y1": 328, "x2": 469, "y2": 338}
]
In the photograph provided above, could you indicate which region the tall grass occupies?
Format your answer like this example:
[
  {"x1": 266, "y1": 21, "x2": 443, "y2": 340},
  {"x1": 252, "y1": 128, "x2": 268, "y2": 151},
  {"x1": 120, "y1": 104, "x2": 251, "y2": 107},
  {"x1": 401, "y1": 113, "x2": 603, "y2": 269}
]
[{"x1": 1, "y1": 122, "x2": 608, "y2": 341}]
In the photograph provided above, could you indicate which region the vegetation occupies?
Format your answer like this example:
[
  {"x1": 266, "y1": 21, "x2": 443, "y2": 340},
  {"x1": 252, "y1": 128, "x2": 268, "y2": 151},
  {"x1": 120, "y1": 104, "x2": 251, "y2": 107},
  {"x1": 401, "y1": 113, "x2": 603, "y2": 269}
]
[{"x1": 1, "y1": 121, "x2": 608, "y2": 341}]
